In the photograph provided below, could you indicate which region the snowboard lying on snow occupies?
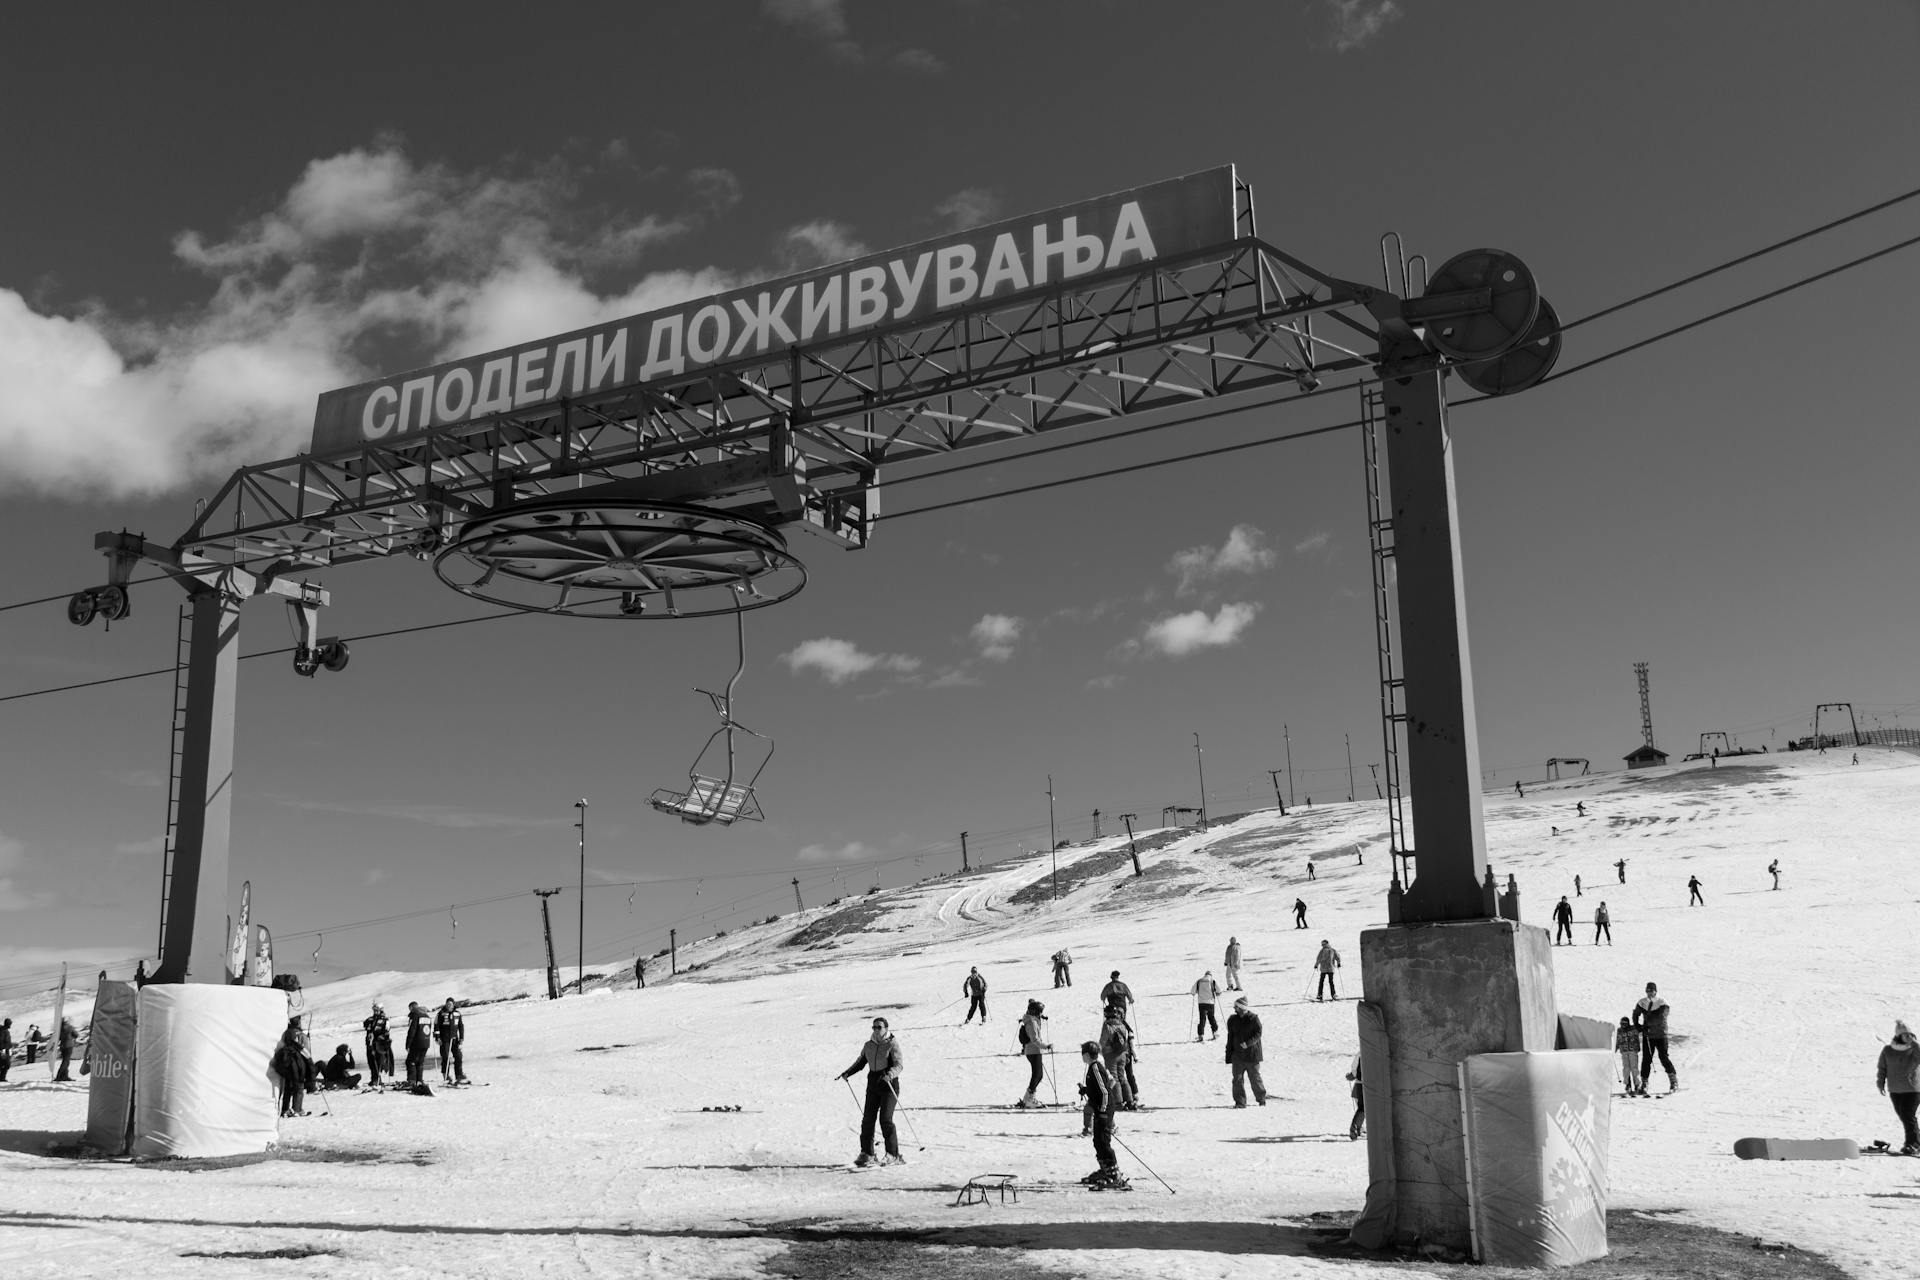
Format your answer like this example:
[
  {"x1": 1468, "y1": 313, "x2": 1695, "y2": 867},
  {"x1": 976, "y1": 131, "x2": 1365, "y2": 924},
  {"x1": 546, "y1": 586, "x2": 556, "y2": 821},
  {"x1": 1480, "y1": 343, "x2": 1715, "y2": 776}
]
[{"x1": 1733, "y1": 1137, "x2": 1859, "y2": 1161}]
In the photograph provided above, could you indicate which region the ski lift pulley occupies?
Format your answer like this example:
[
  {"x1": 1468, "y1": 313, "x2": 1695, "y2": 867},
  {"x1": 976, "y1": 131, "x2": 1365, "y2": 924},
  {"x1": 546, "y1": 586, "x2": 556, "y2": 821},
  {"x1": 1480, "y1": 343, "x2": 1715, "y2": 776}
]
[{"x1": 648, "y1": 609, "x2": 774, "y2": 826}]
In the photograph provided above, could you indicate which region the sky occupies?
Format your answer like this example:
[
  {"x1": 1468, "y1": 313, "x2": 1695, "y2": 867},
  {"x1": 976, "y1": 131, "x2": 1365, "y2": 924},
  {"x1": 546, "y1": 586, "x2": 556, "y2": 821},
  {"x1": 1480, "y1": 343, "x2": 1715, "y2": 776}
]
[{"x1": 1, "y1": 0, "x2": 1917, "y2": 982}]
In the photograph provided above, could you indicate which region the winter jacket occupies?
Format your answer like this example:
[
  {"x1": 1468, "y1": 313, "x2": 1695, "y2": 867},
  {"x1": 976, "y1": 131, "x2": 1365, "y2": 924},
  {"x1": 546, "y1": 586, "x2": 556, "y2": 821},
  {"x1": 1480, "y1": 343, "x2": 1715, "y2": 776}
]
[
  {"x1": 1225, "y1": 941, "x2": 1241, "y2": 967},
  {"x1": 1553, "y1": 900, "x2": 1574, "y2": 924},
  {"x1": 1099, "y1": 979, "x2": 1132, "y2": 1008},
  {"x1": 1098, "y1": 1016, "x2": 1133, "y2": 1065},
  {"x1": 1314, "y1": 946, "x2": 1340, "y2": 973},
  {"x1": 434, "y1": 1007, "x2": 464, "y2": 1044},
  {"x1": 1019, "y1": 1012, "x2": 1050, "y2": 1057},
  {"x1": 58, "y1": 1021, "x2": 78, "y2": 1054},
  {"x1": 406, "y1": 1012, "x2": 432, "y2": 1052},
  {"x1": 1193, "y1": 976, "x2": 1220, "y2": 1004},
  {"x1": 1595, "y1": 905, "x2": 1610, "y2": 925},
  {"x1": 841, "y1": 1033, "x2": 903, "y2": 1081},
  {"x1": 363, "y1": 1012, "x2": 392, "y2": 1048},
  {"x1": 1615, "y1": 1024, "x2": 1641, "y2": 1055},
  {"x1": 1225, "y1": 1010, "x2": 1264, "y2": 1065},
  {"x1": 1083, "y1": 1059, "x2": 1117, "y2": 1114},
  {"x1": 1878, "y1": 1039, "x2": 1920, "y2": 1094},
  {"x1": 323, "y1": 1048, "x2": 358, "y2": 1083},
  {"x1": 1633, "y1": 995, "x2": 1670, "y2": 1037},
  {"x1": 964, "y1": 973, "x2": 987, "y2": 996},
  {"x1": 0, "y1": 1022, "x2": 12, "y2": 1054}
]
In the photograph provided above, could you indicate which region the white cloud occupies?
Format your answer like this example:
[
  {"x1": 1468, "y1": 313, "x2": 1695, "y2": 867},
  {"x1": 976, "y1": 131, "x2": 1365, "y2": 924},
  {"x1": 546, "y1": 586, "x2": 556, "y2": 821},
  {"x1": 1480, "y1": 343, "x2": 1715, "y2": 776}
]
[
  {"x1": 934, "y1": 187, "x2": 999, "y2": 232},
  {"x1": 1168, "y1": 524, "x2": 1277, "y2": 594},
  {"x1": 777, "y1": 220, "x2": 869, "y2": 271},
  {"x1": 969, "y1": 613, "x2": 1024, "y2": 662},
  {"x1": 0, "y1": 143, "x2": 740, "y2": 498},
  {"x1": 1293, "y1": 530, "x2": 1333, "y2": 557},
  {"x1": 1325, "y1": 0, "x2": 1402, "y2": 51},
  {"x1": 1136, "y1": 602, "x2": 1263, "y2": 658},
  {"x1": 925, "y1": 668, "x2": 983, "y2": 689},
  {"x1": 113, "y1": 835, "x2": 166, "y2": 856},
  {"x1": 796, "y1": 840, "x2": 871, "y2": 863},
  {"x1": 1086, "y1": 673, "x2": 1124, "y2": 691},
  {"x1": 780, "y1": 637, "x2": 922, "y2": 685},
  {"x1": 893, "y1": 48, "x2": 947, "y2": 75},
  {"x1": 761, "y1": 0, "x2": 862, "y2": 60},
  {"x1": 363, "y1": 868, "x2": 390, "y2": 887}
]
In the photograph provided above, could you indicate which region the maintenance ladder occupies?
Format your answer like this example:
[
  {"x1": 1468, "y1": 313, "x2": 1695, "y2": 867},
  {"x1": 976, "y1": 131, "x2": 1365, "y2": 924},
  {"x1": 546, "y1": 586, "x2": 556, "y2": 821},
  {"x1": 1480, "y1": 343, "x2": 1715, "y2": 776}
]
[
  {"x1": 1362, "y1": 387, "x2": 1413, "y2": 888},
  {"x1": 156, "y1": 602, "x2": 191, "y2": 957}
]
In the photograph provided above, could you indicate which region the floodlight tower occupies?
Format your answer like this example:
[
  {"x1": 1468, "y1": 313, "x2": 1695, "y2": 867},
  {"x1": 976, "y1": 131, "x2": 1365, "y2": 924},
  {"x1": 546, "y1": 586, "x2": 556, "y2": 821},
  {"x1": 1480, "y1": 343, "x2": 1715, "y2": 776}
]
[{"x1": 1635, "y1": 661, "x2": 1656, "y2": 749}]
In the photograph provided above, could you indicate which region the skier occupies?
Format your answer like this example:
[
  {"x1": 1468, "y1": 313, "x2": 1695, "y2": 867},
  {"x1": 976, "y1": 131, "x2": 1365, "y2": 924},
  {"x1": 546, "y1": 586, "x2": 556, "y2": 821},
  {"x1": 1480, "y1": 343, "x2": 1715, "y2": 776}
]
[
  {"x1": 1099, "y1": 971, "x2": 1134, "y2": 1017},
  {"x1": 321, "y1": 1044, "x2": 363, "y2": 1090},
  {"x1": 273, "y1": 1020, "x2": 311, "y2": 1117},
  {"x1": 1574, "y1": 873, "x2": 1582, "y2": 898},
  {"x1": 1633, "y1": 982, "x2": 1678, "y2": 1093},
  {"x1": 1224, "y1": 936, "x2": 1243, "y2": 990},
  {"x1": 1293, "y1": 898, "x2": 1308, "y2": 929},
  {"x1": 1515, "y1": 780, "x2": 1524, "y2": 797},
  {"x1": 1051, "y1": 948, "x2": 1072, "y2": 988},
  {"x1": 0, "y1": 1017, "x2": 11, "y2": 1082},
  {"x1": 434, "y1": 997, "x2": 466, "y2": 1084},
  {"x1": 1552, "y1": 895, "x2": 1575, "y2": 946},
  {"x1": 1875, "y1": 1020, "x2": 1920, "y2": 1155},
  {"x1": 1077, "y1": 1040, "x2": 1123, "y2": 1187},
  {"x1": 1193, "y1": 970, "x2": 1221, "y2": 1041},
  {"x1": 1306, "y1": 859, "x2": 1316, "y2": 881},
  {"x1": 634, "y1": 956, "x2": 646, "y2": 989},
  {"x1": 1345, "y1": 1053, "x2": 1365, "y2": 1139},
  {"x1": 1099, "y1": 1003, "x2": 1138, "y2": 1110},
  {"x1": 1594, "y1": 901, "x2": 1612, "y2": 945},
  {"x1": 1576, "y1": 802, "x2": 1587, "y2": 817},
  {"x1": 1615, "y1": 858, "x2": 1627, "y2": 884},
  {"x1": 1015, "y1": 999, "x2": 1052, "y2": 1108},
  {"x1": 363, "y1": 1002, "x2": 394, "y2": 1087},
  {"x1": 404, "y1": 1001, "x2": 432, "y2": 1087},
  {"x1": 53, "y1": 1018, "x2": 77, "y2": 1082},
  {"x1": 24, "y1": 1026, "x2": 39, "y2": 1066},
  {"x1": 1768, "y1": 859, "x2": 1781, "y2": 891},
  {"x1": 962, "y1": 966, "x2": 988, "y2": 1025},
  {"x1": 1616, "y1": 1017, "x2": 1644, "y2": 1096},
  {"x1": 1314, "y1": 940, "x2": 1342, "y2": 1000},
  {"x1": 1687, "y1": 875, "x2": 1704, "y2": 906},
  {"x1": 1224, "y1": 996, "x2": 1268, "y2": 1107},
  {"x1": 835, "y1": 1016, "x2": 905, "y2": 1167}
]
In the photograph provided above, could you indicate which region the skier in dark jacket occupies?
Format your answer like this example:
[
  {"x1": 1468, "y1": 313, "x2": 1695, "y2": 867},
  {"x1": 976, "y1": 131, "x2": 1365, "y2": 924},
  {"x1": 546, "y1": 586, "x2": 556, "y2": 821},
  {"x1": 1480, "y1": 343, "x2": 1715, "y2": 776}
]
[
  {"x1": 0, "y1": 1017, "x2": 11, "y2": 1082},
  {"x1": 1293, "y1": 898, "x2": 1308, "y2": 928},
  {"x1": 273, "y1": 1020, "x2": 311, "y2": 1116},
  {"x1": 1687, "y1": 875, "x2": 1704, "y2": 906},
  {"x1": 1225, "y1": 997, "x2": 1268, "y2": 1106},
  {"x1": 434, "y1": 998, "x2": 466, "y2": 1083},
  {"x1": 1552, "y1": 895, "x2": 1575, "y2": 945},
  {"x1": 835, "y1": 1016, "x2": 905, "y2": 1166},
  {"x1": 404, "y1": 1002, "x2": 432, "y2": 1086},
  {"x1": 1078, "y1": 1040, "x2": 1123, "y2": 1187},
  {"x1": 322, "y1": 1044, "x2": 363, "y2": 1089},
  {"x1": 363, "y1": 1003, "x2": 394, "y2": 1087},
  {"x1": 962, "y1": 967, "x2": 988, "y2": 1025},
  {"x1": 1098, "y1": 971, "x2": 1133, "y2": 1016},
  {"x1": 1876, "y1": 1020, "x2": 1920, "y2": 1155},
  {"x1": 53, "y1": 1018, "x2": 78, "y2": 1081},
  {"x1": 1099, "y1": 1003, "x2": 1138, "y2": 1109},
  {"x1": 1633, "y1": 982, "x2": 1677, "y2": 1092}
]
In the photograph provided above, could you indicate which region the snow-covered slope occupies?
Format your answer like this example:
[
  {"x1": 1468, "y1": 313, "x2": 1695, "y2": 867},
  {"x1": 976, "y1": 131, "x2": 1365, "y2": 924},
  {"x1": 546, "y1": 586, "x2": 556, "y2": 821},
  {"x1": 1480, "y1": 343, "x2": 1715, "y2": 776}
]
[{"x1": 5, "y1": 748, "x2": 1918, "y2": 1280}]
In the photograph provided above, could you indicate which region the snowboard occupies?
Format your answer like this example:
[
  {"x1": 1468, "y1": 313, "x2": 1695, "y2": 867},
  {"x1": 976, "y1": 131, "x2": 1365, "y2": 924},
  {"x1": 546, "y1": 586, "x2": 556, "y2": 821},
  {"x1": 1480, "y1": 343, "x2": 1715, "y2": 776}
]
[{"x1": 1733, "y1": 1137, "x2": 1859, "y2": 1161}]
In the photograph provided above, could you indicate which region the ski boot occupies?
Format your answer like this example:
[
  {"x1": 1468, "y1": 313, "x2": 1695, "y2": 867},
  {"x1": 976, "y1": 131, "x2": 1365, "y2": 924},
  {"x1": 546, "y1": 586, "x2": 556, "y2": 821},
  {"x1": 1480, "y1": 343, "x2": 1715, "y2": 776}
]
[
  {"x1": 1015, "y1": 1092, "x2": 1042, "y2": 1109},
  {"x1": 854, "y1": 1152, "x2": 875, "y2": 1168},
  {"x1": 879, "y1": 1151, "x2": 907, "y2": 1166}
]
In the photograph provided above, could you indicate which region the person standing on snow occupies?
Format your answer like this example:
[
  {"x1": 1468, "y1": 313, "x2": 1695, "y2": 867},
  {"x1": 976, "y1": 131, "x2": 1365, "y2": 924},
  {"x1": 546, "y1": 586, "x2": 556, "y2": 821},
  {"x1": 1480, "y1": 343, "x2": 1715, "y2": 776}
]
[
  {"x1": 1193, "y1": 970, "x2": 1221, "y2": 1041},
  {"x1": 1099, "y1": 1003, "x2": 1138, "y2": 1110},
  {"x1": 1016, "y1": 999, "x2": 1052, "y2": 1108},
  {"x1": 1051, "y1": 949, "x2": 1072, "y2": 988},
  {"x1": 404, "y1": 1001, "x2": 432, "y2": 1087},
  {"x1": 962, "y1": 967, "x2": 989, "y2": 1025},
  {"x1": 1293, "y1": 899, "x2": 1309, "y2": 929},
  {"x1": 836, "y1": 1016, "x2": 906, "y2": 1167},
  {"x1": 1633, "y1": 982, "x2": 1678, "y2": 1093},
  {"x1": 0, "y1": 1018, "x2": 12, "y2": 1082},
  {"x1": 1768, "y1": 859, "x2": 1781, "y2": 891},
  {"x1": 1314, "y1": 940, "x2": 1342, "y2": 1001},
  {"x1": 273, "y1": 1019, "x2": 312, "y2": 1116},
  {"x1": 1574, "y1": 873, "x2": 1583, "y2": 898},
  {"x1": 1345, "y1": 1053, "x2": 1365, "y2": 1139},
  {"x1": 1687, "y1": 875, "x2": 1704, "y2": 906},
  {"x1": 1615, "y1": 858, "x2": 1627, "y2": 884},
  {"x1": 1099, "y1": 971, "x2": 1134, "y2": 1017},
  {"x1": 53, "y1": 1018, "x2": 78, "y2": 1082},
  {"x1": 1224, "y1": 937, "x2": 1243, "y2": 990},
  {"x1": 434, "y1": 997, "x2": 466, "y2": 1084},
  {"x1": 1552, "y1": 895, "x2": 1575, "y2": 945},
  {"x1": 1876, "y1": 1020, "x2": 1920, "y2": 1155},
  {"x1": 1594, "y1": 901, "x2": 1612, "y2": 945},
  {"x1": 1306, "y1": 859, "x2": 1316, "y2": 881},
  {"x1": 1615, "y1": 1016, "x2": 1644, "y2": 1096},
  {"x1": 1225, "y1": 996, "x2": 1268, "y2": 1107},
  {"x1": 1078, "y1": 1040, "x2": 1122, "y2": 1186},
  {"x1": 363, "y1": 1002, "x2": 394, "y2": 1087}
]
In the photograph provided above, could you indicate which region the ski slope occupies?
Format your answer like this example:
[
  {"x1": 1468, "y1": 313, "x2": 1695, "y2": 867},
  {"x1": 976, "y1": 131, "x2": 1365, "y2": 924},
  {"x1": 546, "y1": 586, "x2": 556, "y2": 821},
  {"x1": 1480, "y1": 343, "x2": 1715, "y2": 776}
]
[{"x1": 3, "y1": 749, "x2": 1918, "y2": 1279}]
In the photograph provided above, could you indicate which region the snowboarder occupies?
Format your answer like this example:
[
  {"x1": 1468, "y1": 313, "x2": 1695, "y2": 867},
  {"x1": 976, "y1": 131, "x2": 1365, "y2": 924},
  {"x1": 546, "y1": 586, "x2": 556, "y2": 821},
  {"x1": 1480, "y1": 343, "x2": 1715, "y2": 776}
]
[
  {"x1": 1687, "y1": 875, "x2": 1704, "y2": 906},
  {"x1": 835, "y1": 1016, "x2": 905, "y2": 1167},
  {"x1": 434, "y1": 997, "x2": 466, "y2": 1083},
  {"x1": 1051, "y1": 948, "x2": 1072, "y2": 988},
  {"x1": 1099, "y1": 1003, "x2": 1138, "y2": 1110},
  {"x1": 1594, "y1": 901, "x2": 1612, "y2": 945},
  {"x1": 1225, "y1": 997, "x2": 1268, "y2": 1107},
  {"x1": 273, "y1": 1019, "x2": 311, "y2": 1116},
  {"x1": 363, "y1": 1002, "x2": 394, "y2": 1087},
  {"x1": 1615, "y1": 858, "x2": 1627, "y2": 884},
  {"x1": 0, "y1": 1017, "x2": 11, "y2": 1082},
  {"x1": 1633, "y1": 982, "x2": 1677, "y2": 1093},
  {"x1": 1078, "y1": 1040, "x2": 1123, "y2": 1186},
  {"x1": 321, "y1": 1044, "x2": 362, "y2": 1090},
  {"x1": 1768, "y1": 859, "x2": 1780, "y2": 891},
  {"x1": 1224, "y1": 936, "x2": 1243, "y2": 990},
  {"x1": 404, "y1": 1001, "x2": 432, "y2": 1087},
  {"x1": 1875, "y1": 1020, "x2": 1920, "y2": 1155},
  {"x1": 1314, "y1": 940, "x2": 1341, "y2": 1000},
  {"x1": 1293, "y1": 898, "x2": 1308, "y2": 929},
  {"x1": 1193, "y1": 970, "x2": 1221, "y2": 1041},
  {"x1": 1306, "y1": 859, "x2": 1316, "y2": 881},
  {"x1": 1574, "y1": 873, "x2": 1582, "y2": 898},
  {"x1": 962, "y1": 967, "x2": 989, "y2": 1025},
  {"x1": 1016, "y1": 1000, "x2": 1052, "y2": 1108},
  {"x1": 1099, "y1": 971, "x2": 1134, "y2": 1017},
  {"x1": 1345, "y1": 1053, "x2": 1365, "y2": 1139},
  {"x1": 1616, "y1": 1017, "x2": 1644, "y2": 1096},
  {"x1": 1552, "y1": 895, "x2": 1575, "y2": 945},
  {"x1": 53, "y1": 1018, "x2": 77, "y2": 1082}
]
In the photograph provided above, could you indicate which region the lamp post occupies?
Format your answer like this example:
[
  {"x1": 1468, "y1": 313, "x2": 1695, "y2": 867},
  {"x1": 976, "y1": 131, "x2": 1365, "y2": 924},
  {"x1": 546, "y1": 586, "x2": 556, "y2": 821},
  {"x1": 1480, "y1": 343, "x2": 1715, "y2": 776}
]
[
  {"x1": 1346, "y1": 733, "x2": 1355, "y2": 803},
  {"x1": 1046, "y1": 776, "x2": 1058, "y2": 899},
  {"x1": 1283, "y1": 723, "x2": 1295, "y2": 807},
  {"x1": 573, "y1": 798, "x2": 587, "y2": 994},
  {"x1": 1193, "y1": 732, "x2": 1208, "y2": 828}
]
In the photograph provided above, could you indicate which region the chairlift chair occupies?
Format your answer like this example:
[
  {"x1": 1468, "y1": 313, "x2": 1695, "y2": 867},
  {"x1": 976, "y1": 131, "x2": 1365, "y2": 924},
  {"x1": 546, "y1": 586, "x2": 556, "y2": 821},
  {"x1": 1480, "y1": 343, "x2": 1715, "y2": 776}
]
[{"x1": 648, "y1": 610, "x2": 774, "y2": 826}]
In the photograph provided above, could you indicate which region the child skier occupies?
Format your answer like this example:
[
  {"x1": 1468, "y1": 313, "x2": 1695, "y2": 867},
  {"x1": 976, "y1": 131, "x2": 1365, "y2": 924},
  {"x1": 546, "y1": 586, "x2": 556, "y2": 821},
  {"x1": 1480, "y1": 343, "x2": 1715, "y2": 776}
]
[
  {"x1": 1078, "y1": 1040, "x2": 1126, "y2": 1189},
  {"x1": 1616, "y1": 1017, "x2": 1644, "y2": 1096}
]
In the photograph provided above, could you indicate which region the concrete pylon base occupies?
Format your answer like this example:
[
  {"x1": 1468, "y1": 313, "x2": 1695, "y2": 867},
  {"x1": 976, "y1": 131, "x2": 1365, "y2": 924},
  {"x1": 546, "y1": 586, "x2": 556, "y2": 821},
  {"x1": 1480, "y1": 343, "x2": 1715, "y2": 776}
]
[{"x1": 1357, "y1": 918, "x2": 1557, "y2": 1252}]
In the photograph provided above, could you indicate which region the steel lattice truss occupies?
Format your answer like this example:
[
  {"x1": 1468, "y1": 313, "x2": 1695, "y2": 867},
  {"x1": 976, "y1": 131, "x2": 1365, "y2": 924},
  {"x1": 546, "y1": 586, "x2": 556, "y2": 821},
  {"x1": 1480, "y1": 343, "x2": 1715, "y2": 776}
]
[{"x1": 179, "y1": 195, "x2": 1388, "y2": 568}]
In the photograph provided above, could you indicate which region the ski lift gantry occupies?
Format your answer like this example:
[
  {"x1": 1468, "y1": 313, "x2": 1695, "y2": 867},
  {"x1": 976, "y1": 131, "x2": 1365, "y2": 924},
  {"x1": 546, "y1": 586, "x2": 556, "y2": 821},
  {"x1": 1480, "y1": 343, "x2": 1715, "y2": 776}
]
[{"x1": 71, "y1": 164, "x2": 1560, "y2": 987}]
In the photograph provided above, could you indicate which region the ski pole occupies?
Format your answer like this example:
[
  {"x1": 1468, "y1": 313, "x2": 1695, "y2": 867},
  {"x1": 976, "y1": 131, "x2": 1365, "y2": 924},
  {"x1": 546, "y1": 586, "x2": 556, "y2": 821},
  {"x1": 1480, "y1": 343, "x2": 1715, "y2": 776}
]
[
  {"x1": 1111, "y1": 1132, "x2": 1176, "y2": 1194},
  {"x1": 1047, "y1": 1046, "x2": 1060, "y2": 1105},
  {"x1": 885, "y1": 1079, "x2": 925, "y2": 1152}
]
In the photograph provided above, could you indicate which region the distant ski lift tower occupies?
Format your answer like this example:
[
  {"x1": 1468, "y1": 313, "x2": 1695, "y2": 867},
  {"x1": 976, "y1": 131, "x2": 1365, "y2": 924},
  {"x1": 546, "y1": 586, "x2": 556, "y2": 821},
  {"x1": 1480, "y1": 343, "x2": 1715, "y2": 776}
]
[{"x1": 1635, "y1": 662, "x2": 1656, "y2": 749}]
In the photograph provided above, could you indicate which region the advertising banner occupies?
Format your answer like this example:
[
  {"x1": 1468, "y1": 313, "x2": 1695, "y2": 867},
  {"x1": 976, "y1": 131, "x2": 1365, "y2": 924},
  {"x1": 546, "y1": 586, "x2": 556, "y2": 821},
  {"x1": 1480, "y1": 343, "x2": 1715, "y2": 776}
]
[
  {"x1": 311, "y1": 167, "x2": 1240, "y2": 455},
  {"x1": 85, "y1": 979, "x2": 139, "y2": 1155},
  {"x1": 1459, "y1": 1049, "x2": 1613, "y2": 1266},
  {"x1": 132, "y1": 984, "x2": 286, "y2": 1159}
]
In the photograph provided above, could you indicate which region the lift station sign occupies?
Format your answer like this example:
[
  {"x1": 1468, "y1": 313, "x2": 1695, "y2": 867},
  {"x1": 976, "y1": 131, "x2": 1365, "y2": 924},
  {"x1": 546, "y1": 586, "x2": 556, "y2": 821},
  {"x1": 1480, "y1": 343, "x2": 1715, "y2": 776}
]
[{"x1": 311, "y1": 167, "x2": 1239, "y2": 455}]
